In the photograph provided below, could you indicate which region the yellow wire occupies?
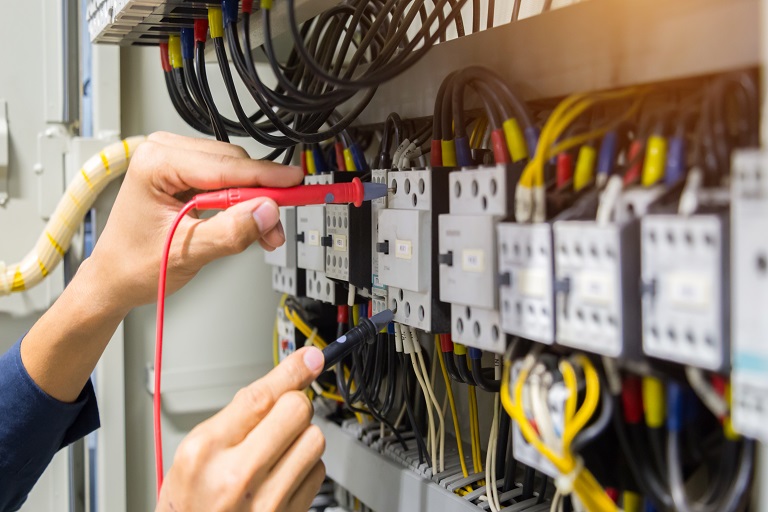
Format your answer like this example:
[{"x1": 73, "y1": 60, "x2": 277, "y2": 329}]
[
  {"x1": 437, "y1": 338, "x2": 471, "y2": 480},
  {"x1": 521, "y1": 87, "x2": 645, "y2": 189},
  {"x1": 470, "y1": 117, "x2": 488, "y2": 148},
  {"x1": 501, "y1": 356, "x2": 618, "y2": 512},
  {"x1": 468, "y1": 385, "x2": 483, "y2": 473}
]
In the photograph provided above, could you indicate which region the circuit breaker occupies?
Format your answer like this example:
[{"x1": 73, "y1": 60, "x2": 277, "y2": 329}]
[
  {"x1": 553, "y1": 220, "x2": 641, "y2": 359},
  {"x1": 438, "y1": 165, "x2": 513, "y2": 353},
  {"x1": 497, "y1": 223, "x2": 555, "y2": 345},
  {"x1": 371, "y1": 169, "x2": 389, "y2": 299},
  {"x1": 379, "y1": 169, "x2": 449, "y2": 332},
  {"x1": 296, "y1": 204, "x2": 327, "y2": 273},
  {"x1": 641, "y1": 214, "x2": 729, "y2": 371},
  {"x1": 265, "y1": 207, "x2": 304, "y2": 296},
  {"x1": 731, "y1": 150, "x2": 768, "y2": 441}
]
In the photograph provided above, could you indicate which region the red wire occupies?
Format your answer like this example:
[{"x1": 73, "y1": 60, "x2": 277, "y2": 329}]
[{"x1": 154, "y1": 200, "x2": 197, "y2": 497}]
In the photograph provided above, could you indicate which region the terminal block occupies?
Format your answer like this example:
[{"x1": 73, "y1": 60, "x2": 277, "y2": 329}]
[
  {"x1": 553, "y1": 220, "x2": 641, "y2": 359},
  {"x1": 371, "y1": 169, "x2": 389, "y2": 298},
  {"x1": 379, "y1": 170, "x2": 449, "y2": 332},
  {"x1": 641, "y1": 214, "x2": 729, "y2": 371},
  {"x1": 276, "y1": 305, "x2": 305, "y2": 362},
  {"x1": 306, "y1": 269, "x2": 344, "y2": 305},
  {"x1": 265, "y1": 207, "x2": 304, "y2": 296},
  {"x1": 438, "y1": 166, "x2": 514, "y2": 353},
  {"x1": 497, "y1": 223, "x2": 555, "y2": 345},
  {"x1": 731, "y1": 150, "x2": 768, "y2": 440},
  {"x1": 325, "y1": 203, "x2": 371, "y2": 289},
  {"x1": 509, "y1": 361, "x2": 559, "y2": 478}
]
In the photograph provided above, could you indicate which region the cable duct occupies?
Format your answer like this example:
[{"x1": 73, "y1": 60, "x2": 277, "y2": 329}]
[{"x1": 0, "y1": 136, "x2": 146, "y2": 296}]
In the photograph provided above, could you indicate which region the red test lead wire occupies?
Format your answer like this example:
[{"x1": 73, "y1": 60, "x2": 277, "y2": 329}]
[{"x1": 153, "y1": 200, "x2": 196, "y2": 496}]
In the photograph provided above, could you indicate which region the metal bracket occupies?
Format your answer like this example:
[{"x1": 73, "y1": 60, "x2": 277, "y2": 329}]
[{"x1": 0, "y1": 99, "x2": 8, "y2": 206}]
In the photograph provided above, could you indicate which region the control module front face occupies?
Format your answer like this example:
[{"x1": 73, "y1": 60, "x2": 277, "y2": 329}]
[{"x1": 641, "y1": 214, "x2": 729, "y2": 371}]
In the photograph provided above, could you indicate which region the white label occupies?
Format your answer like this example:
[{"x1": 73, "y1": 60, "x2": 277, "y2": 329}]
[
  {"x1": 461, "y1": 249, "x2": 485, "y2": 272},
  {"x1": 307, "y1": 230, "x2": 319, "y2": 246},
  {"x1": 517, "y1": 268, "x2": 549, "y2": 298},
  {"x1": 333, "y1": 235, "x2": 347, "y2": 251},
  {"x1": 395, "y1": 239, "x2": 413, "y2": 259},
  {"x1": 578, "y1": 271, "x2": 614, "y2": 305},
  {"x1": 665, "y1": 272, "x2": 711, "y2": 311}
]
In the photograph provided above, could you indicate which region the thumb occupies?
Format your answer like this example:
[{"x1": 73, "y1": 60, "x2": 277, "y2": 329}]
[{"x1": 187, "y1": 197, "x2": 281, "y2": 266}]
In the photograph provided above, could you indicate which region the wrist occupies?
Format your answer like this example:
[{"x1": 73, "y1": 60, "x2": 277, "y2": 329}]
[{"x1": 68, "y1": 258, "x2": 134, "y2": 321}]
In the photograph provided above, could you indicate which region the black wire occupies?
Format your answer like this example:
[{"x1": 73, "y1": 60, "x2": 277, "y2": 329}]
[
  {"x1": 471, "y1": 357, "x2": 500, "y2": 392},
  {"x1": 455, "y1": 353, "x2": 477, "y2": 386},
  {"x1": 399, "y1": 352, "x2": 428, "y2": 464},
  {"x1": 443, "y1": 351, "x2": 465, "y2": 383},
  {"x1": 194, "y1": 43, "x2": 228, "y2": 142}
]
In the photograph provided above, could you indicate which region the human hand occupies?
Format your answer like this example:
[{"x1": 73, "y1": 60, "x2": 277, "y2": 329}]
[
  {"x1": 86, "y1": 132, "x2": 303, "y2": 313},
  {"x1": 156, "y1": 347, "x2": 326, "y2": 512}
]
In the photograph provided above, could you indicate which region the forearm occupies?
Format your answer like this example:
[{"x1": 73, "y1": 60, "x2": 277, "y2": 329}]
[{"x1": 20, "y1": 258, "x2": 130, "y2": 403}]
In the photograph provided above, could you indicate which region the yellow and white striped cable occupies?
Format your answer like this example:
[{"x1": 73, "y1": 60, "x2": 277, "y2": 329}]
[{"x1": 0, "y1": 136, "x2": 146, "y2": 296}]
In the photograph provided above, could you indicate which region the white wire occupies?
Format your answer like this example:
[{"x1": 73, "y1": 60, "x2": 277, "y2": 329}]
[
  {"x1": 530, "y1": 366, "x2": 559, "y2": 449},
  {"x1": 412, "y1": 327, "x2": 445, "y2": 473},
  {"x1": 407, "y1": 327, "x2": 437, "y2": 472},
  {"x1": 596, "y1": 174, "x2": 623, "y2": 225},
  {"x1": 685, "y1": 366, "x2": 728, "y2": 418}
]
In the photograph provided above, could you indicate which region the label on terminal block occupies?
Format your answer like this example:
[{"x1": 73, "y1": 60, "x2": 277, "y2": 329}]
[
  {"x1": 461, "y1": 249, "x2": 485, "y2": 272},
  {"x1": 308, "y1": 230, "x2": 320, "y2": 246},
  {"x1": 395, "y1": 239, "x2": 413, "y2": 260},
  {"x1": 333, "y1": 235, "x2": 347, "y2": 251}
]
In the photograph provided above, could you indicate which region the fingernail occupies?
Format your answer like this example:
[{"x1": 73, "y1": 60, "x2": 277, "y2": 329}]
[
  {"x1": 252, "y1": 202, "x2": 279, "y2": 233},
  {"x1": 303, "y1": 347, "x2": 324, "y2": 373},
  {"x1": 276, "y1": 221, "x2": 285, "y2": 239}
]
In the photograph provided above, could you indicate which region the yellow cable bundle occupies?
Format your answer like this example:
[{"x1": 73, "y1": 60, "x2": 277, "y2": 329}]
[
  {"x1": 517, "y1": 88, "x2": 646, "y2": 222},
  {"x1": 501, "y1": 353, "x2": 618, "y2": 511},
  {"x1": 1, "y1": 136, "x2": 146, "y2": 296}
]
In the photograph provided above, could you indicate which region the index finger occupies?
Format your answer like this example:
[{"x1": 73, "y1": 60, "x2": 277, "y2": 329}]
[
  {"x1": 135, "y1": 141, "x2": 304, "y2": 195},
  {"x1": 200, "y1": 346, "x2": 324, "y2": 446}
]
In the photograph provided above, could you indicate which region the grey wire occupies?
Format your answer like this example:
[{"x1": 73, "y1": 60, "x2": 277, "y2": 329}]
[{"x1": 668, "y1": 433, "x2": 755, "y2": 512}]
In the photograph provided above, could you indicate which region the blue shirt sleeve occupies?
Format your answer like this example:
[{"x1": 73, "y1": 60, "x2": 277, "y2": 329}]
[{"x1": 0, "y1": 338, "x2": 100, "y2": 512}]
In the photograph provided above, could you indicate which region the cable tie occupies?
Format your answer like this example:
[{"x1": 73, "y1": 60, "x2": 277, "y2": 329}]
[{"x1": 554, "y1": 456, "x2": 584, "y2": 496}]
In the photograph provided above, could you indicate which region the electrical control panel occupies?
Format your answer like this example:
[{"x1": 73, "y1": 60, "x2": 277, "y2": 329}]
[
  {"x1": 497, "y1": 223, "x2": 556, "y2": 345},
  {"x1": 731, "y1": 150, "x2": 768, "y2": 441},
  {"x1": 271, "y1": 266, "x2": 303, "y2": 297},
  {"x1": 380, "y1": 170, "x2": 449, "y2": 332},
  {"x1": 553, "y1": 220, "x2": 641, "y2": 359},
  {"x1": 641, "y1": 214, "x2": 729, "y2": 371}
]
